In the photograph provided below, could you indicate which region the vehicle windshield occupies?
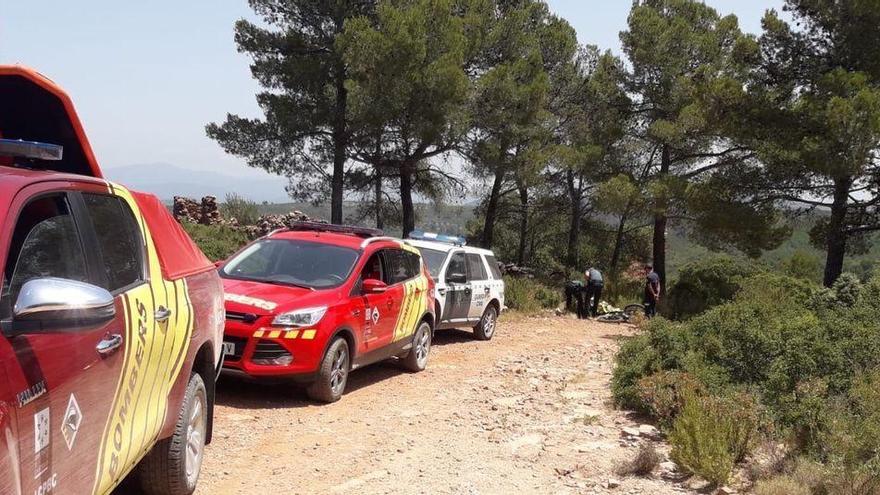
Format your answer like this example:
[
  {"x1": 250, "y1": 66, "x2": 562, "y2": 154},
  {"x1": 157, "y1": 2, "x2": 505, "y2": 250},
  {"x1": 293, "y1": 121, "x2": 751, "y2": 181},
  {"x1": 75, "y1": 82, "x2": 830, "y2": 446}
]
[
  {"x1": 221, "y1": 239, "x2": 359, "y2": 290},
  {"x1": 417, "y1": 247, "x2": 447, "y2": 278}
]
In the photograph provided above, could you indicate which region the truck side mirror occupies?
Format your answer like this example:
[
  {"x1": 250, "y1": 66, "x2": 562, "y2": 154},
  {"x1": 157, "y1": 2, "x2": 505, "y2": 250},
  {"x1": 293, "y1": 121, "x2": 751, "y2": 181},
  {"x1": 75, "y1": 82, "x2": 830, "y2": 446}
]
[
  {"x1": 363, "y1": 278, "x2": 388, "y2": 294},
  {"x1": 7, "y1": 277, "x2": 115, "y2": 334}
]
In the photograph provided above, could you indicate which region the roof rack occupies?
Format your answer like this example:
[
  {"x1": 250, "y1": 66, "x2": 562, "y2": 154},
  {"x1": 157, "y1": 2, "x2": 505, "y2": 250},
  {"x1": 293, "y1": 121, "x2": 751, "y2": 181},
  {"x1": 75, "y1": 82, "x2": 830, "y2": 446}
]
[
  {"x1": 282, "y1": 221, "x2": 385, "y2": 239},
  {"x1": 408, "y1": 230, "x2": 467, "y2": 247}
]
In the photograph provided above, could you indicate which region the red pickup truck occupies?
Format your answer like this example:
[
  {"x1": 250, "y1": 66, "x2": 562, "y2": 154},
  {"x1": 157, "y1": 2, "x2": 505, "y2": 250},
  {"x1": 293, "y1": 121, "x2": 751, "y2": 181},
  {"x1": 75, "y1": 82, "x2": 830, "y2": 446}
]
[{"x1": 0, "y1": 66, "x2": 224, "y2": 495}]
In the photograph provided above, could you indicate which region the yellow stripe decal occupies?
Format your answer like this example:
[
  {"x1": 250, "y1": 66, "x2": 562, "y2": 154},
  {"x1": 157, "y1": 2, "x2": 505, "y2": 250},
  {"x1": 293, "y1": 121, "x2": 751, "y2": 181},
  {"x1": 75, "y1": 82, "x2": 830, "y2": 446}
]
[
  {"x1": 92, "y1": 184, "x2": 194, "y2": 495},
  {"x1": 301, "y1": 329, "x2": 317, "y2": 340}
]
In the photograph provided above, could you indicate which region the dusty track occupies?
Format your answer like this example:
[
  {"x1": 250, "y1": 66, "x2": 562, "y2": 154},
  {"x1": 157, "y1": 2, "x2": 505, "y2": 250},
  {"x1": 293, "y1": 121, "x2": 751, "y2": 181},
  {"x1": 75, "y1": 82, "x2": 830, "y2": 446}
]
[{"x1": 187, "y1": 314, "x2": 681, "y2": 494}]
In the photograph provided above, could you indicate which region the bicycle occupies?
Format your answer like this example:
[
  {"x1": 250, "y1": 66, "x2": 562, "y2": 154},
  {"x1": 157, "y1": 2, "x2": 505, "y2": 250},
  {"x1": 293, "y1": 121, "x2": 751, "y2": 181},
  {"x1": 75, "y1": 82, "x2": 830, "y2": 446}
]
[{"x1": 596, "y1": 303, "x2": 646, "y2": 323}]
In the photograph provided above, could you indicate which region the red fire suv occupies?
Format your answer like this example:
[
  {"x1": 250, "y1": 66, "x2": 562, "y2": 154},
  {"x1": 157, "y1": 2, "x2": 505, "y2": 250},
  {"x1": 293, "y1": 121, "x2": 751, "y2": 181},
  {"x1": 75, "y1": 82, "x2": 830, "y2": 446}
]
[
  {"x1": 219, "y1": 224, "x2": 436, "y2": 402},
  {"x1": 0, "y1": 66, "x2": 224, "y2": 495}
]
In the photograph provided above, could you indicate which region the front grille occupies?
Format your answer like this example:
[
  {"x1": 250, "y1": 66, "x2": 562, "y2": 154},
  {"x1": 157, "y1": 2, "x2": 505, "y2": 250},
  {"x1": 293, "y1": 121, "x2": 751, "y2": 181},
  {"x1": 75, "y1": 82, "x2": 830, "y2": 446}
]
[
  {"x1": 223, "y1": 336, "x2": 248, "y2": 362},
  {"x1": 226, "y1": 311, "x2": 258, "y2": 324},
  {"x1": 252, "y1": 340, "x2": 292, "y2": 361}
]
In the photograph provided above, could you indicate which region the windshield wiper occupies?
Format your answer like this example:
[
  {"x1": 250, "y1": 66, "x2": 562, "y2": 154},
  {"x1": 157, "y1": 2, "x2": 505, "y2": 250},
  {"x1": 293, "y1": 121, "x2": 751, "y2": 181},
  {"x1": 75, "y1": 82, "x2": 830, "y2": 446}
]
[{"x1": 264, "y1": 277, "x2": 315, "y2": 291}]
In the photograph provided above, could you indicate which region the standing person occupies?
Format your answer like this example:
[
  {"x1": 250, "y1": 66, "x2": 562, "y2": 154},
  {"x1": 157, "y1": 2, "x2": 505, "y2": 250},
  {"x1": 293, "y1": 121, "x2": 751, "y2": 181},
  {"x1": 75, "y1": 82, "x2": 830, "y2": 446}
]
[
  {"x1": 584, "y1": 266, "x2": 604, "y2": 318},
  {"x1": 644, "y1": 264, "x2": 661, "y2": 318}
]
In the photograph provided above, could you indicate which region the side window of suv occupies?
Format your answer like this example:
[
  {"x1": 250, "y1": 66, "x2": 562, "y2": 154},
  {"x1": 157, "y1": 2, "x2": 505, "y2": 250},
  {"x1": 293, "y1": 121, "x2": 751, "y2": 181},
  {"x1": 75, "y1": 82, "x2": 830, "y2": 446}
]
[
  {"x1": 485, "y1": 255, "x2": 503, "y2": 279},
  {"x1": 1, "y1": 194, "x2": 89, "y2": 319},
  {"x1": 445, "y1": 252, "x2": 467, "y2": 283},
  {"x1": 465, "y1": 253, "x2": 487, "y2": 281},
  {"x1": 82, "y1": 194, "x2": 145, "y2": 293}
]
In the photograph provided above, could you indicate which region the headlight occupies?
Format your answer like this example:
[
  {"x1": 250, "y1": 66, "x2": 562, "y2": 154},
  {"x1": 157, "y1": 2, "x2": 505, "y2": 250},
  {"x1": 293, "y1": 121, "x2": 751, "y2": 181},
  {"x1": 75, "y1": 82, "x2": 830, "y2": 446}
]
[{"x1": 272, "y1": 306, "x2": 328, "y2": 327}]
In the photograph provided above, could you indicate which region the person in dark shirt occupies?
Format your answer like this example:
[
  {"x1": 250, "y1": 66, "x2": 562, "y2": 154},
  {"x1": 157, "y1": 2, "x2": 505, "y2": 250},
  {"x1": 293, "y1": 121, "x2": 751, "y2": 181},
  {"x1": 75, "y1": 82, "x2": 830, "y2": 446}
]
[
  {"x1": 644, "y1": 264, "x2": 660, "y2": 318},
  {"x1": 584, "y1": 267, "x2": 604, "y2": 318},
  {"x1": 564, "y1": 280, "x2": 584, "y2": 315}
]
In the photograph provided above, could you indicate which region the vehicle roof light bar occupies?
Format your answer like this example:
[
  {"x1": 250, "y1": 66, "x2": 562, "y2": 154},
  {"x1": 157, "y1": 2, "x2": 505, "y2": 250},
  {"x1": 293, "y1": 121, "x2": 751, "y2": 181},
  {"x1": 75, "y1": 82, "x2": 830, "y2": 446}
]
[
  {"x1": 0, "y1": 138, "x2": 63, "y2": 161},
  {"x1": 408, "y1": 230, "x2": 467, "y2": 247},
  {"x1": 286, "y1": 221, "x2": 384, "y2": 239}
]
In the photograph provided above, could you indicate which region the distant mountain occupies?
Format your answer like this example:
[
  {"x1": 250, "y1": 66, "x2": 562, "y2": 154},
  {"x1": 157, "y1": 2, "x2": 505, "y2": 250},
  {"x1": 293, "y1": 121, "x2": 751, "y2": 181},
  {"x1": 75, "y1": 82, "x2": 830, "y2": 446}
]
[{"x1": 103, "y1": 163, "x2": 290, "y2": 203}]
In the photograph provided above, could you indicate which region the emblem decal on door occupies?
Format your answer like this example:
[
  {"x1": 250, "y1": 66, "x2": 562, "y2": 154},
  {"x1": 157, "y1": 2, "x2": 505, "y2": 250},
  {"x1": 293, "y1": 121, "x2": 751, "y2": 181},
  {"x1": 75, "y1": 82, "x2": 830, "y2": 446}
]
[
  {"x1": 34, "y1": 407, "x2": 50, "y2": 478},
  {"x1": 16, "y1": 380, "x2": 46, "y2": 408},
  {"x1": 371, "y1": 307, "x2": 381, "y2": 325},
  {"x1": 61, "y1": 394, "x2": 82, "y2": 451}
]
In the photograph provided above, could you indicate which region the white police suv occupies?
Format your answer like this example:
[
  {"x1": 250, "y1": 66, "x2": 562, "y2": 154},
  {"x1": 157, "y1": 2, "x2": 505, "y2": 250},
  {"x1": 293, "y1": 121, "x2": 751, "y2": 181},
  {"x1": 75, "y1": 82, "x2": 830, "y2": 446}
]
[{"x1": 406, "y1": 231, "x2": 505, "y2": 340}]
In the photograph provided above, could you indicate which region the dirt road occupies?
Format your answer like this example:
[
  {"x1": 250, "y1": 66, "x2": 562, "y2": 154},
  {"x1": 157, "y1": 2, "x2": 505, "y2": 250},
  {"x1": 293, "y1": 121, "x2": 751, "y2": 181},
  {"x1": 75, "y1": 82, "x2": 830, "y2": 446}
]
[{"x1": 194, "y1": 314, "x2": 683, "y2": 495}]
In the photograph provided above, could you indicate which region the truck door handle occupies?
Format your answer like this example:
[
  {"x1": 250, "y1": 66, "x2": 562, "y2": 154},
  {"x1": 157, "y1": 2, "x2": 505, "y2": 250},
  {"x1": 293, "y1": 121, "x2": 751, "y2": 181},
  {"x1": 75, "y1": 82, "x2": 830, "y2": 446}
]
[
  {"x1": 438, "y1": 288, "x2": 447, "y2": 296},
  {"x1": 96, "y1": 334, "x2": 123, "y2": 357},
  {"x1": 484, "y1": 287, "x2": 491, "y2": 293},
  {"x1": 386, "y1": 299, "x2": 394, "y2": 308},
  {"x1": 155, "y1": 306, "x2": 173, "y2": 323},
  {"x1": 353, "y1": 309, "x2": 362, "y2": 317}
]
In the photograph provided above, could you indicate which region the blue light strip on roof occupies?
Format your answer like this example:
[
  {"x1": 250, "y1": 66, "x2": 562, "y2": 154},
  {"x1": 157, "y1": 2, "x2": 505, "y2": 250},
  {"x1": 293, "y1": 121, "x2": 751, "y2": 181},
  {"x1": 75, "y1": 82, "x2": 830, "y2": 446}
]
[{"x1": 409, "y1": 230, "x2": 467, "y2": 246}]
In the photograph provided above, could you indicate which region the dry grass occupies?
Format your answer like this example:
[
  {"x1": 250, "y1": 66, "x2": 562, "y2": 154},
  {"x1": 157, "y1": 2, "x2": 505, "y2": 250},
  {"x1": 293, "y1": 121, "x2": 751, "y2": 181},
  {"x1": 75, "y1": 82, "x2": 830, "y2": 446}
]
[
  {"x1": 615, "y1": 442, "x2": 662, "y2": 478},
  {"x1": 754, "y1": 476, "x2": 811, "y2": 495}
]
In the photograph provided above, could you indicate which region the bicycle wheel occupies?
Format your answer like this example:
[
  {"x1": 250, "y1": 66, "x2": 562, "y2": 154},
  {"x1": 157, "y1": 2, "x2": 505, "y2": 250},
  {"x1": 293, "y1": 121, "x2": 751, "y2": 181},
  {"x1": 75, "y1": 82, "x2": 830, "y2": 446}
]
[
  {"x1": 596, "y1": 312, "x2": 627, "y2": 323},
  {"x1": 623, "y1": 304, "x2": 646, "y2": 318}
]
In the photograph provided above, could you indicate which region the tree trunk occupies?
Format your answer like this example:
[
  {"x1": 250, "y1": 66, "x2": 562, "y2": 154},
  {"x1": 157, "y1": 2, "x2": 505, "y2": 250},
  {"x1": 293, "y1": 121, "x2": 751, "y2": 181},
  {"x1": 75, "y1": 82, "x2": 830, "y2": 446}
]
[
  {"x1": 566, "y1": 169, "x2": 581, "y2": 269},
  {"x1": 823, "y1": 176, "x2": 852, "y2": 287},
  {"x1": 374, "y1": 167, "x2": 384, "y2": 230},
  {"x1": 482, "y1": 168, "x2": 505, "y2": 248},
  {"x1": 399, "y1": 162, "x2": 415, "y2": 237},
  {"x1": 652, "y1": 145, "x2": 671, "y2": 295},
  {"x1": 516, "y1": 179, "x2": 529, "y2": 266},
  {"x1": 330, "y1": 60, "x2": 348, "y2": 225},
  {"x1": 609, "y1": 206, "x2": 630, "y2": 276}
]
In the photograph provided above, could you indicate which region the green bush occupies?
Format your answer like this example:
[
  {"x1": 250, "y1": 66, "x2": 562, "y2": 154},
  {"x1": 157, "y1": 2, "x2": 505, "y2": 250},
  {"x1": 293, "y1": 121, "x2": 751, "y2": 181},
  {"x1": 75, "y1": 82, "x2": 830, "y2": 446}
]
[
  {"x1": 614, "y1": 270, "x2": 880, "y2": 481},
  {"x1": 220, "y1": 192, "x2": 260, "y2": 225},
  {"x1": 636, "y1": 371, "x2": 703, "y2": 429},
  {"x1": 665, "y1": 256, "x2": 762, "y2": 320},
  {"x1": 181, "y1": 222, "x2": 249, "y2": 261},
  {"x1": 502, "y1": 276, "x2": 561, "y2": 313},
  {"x1": 669, "y1": 392, "x2": 761, "y2": 486}
]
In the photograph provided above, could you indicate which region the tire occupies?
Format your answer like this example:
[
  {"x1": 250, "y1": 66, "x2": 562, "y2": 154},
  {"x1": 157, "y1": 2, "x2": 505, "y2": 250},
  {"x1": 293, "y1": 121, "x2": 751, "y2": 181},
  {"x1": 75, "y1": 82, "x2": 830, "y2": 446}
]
[
  {"x1": 623, "y1": 304, "x2": 645, "y2": 318},
  {"x1": 306, "y1": 338, "x2": 350, "y2": 403},
  {"x1": 402, "y1": 321, "x2": 432, "y2": 372},
  {"x1": 473, "y1": 305, "x2": 498, "y2": 341},
  {"x1": 596, "y1": 312, "x2": 626, "y2": 323},
  {"x1": 138, "y1": 373, "x2": 208, "y2": 495}
]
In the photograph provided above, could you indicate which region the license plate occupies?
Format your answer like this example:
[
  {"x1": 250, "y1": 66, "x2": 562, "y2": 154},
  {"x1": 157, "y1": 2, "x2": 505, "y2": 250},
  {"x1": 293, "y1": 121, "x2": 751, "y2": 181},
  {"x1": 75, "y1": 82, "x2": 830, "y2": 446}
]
[{"x1": 222, "y1": 342, "x2": 236, "y2": 356}]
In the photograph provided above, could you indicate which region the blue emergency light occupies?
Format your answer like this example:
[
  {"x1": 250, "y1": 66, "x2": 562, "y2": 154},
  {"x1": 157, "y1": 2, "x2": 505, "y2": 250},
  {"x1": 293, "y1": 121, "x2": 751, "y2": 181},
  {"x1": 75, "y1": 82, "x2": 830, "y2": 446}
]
[
  {"x1": 409, "y1": 230, "x2": 467, "y2": 246},
  {"x1": 0, "y1": 138, "x2": 63, "y2": 161}
]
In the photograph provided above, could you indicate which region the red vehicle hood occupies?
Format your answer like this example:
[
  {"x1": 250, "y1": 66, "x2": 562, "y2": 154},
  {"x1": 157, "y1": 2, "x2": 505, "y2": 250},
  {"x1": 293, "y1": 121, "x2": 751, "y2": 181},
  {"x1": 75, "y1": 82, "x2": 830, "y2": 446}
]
[{"x1": 222, "y1": 278, "x2": 329, "y2": 315}]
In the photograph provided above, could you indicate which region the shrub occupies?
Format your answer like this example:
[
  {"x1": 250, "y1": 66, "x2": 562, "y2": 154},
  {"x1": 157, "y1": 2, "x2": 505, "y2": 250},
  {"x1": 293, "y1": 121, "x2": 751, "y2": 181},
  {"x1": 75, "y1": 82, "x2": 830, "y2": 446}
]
[
  {"x1": 502, "y1": 276, "x2": 560, "y2": 313},
  {"x1": 220, "y1": 192, "x2": 260, "y2": 225},
  {"x1": 636, "y1": 371, "x2": 703, "y2": 429},
  {"x1": 181, "y1": 222, "x2": 249, "y2": 261},
  {"x1": 668, "y1": 392, "x2": 761, "y2": 486},
  {"x1": 665, "y1": 255, "x2": 761, "y2": 320},
  {"x1": 612, "y1": 333, "x2": 661, "y2": 411},
  {"x1": 615, "y1": 442, "x2": 661, "y2": 478},
  {"x1": 754, "y1": 476, "x2": 811, "y2": 495},
  {"x1": 821, "y1": 371, "x2": 880, "y2": 494}
]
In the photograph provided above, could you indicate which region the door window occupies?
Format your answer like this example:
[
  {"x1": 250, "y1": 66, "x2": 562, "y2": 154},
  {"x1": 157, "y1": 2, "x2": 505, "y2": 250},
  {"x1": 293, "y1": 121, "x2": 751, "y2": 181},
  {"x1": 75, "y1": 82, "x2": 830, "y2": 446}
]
[
  {"x1": 1, "y1": 194, "x2": 89, "y2": 319},
  {"x1": 466, "y1": 254, "x2": 487, "y2": 281},
  {"x1": 384, "y1": 249, "x2": 420, "y2": 285},
  {"x1": 445, "y1": 252, "x2": 467, "y2": 283},
  {"x1": 82, "y1": 194, "x2": 145, "y2": 292}
]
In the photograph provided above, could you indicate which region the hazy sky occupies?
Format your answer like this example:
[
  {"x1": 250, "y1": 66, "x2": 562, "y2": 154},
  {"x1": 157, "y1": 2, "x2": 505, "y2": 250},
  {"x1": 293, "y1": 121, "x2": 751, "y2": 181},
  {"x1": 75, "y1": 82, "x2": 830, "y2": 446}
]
[{"x1": 0, "y1": 0, "x2": 784, "y2": 177}]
